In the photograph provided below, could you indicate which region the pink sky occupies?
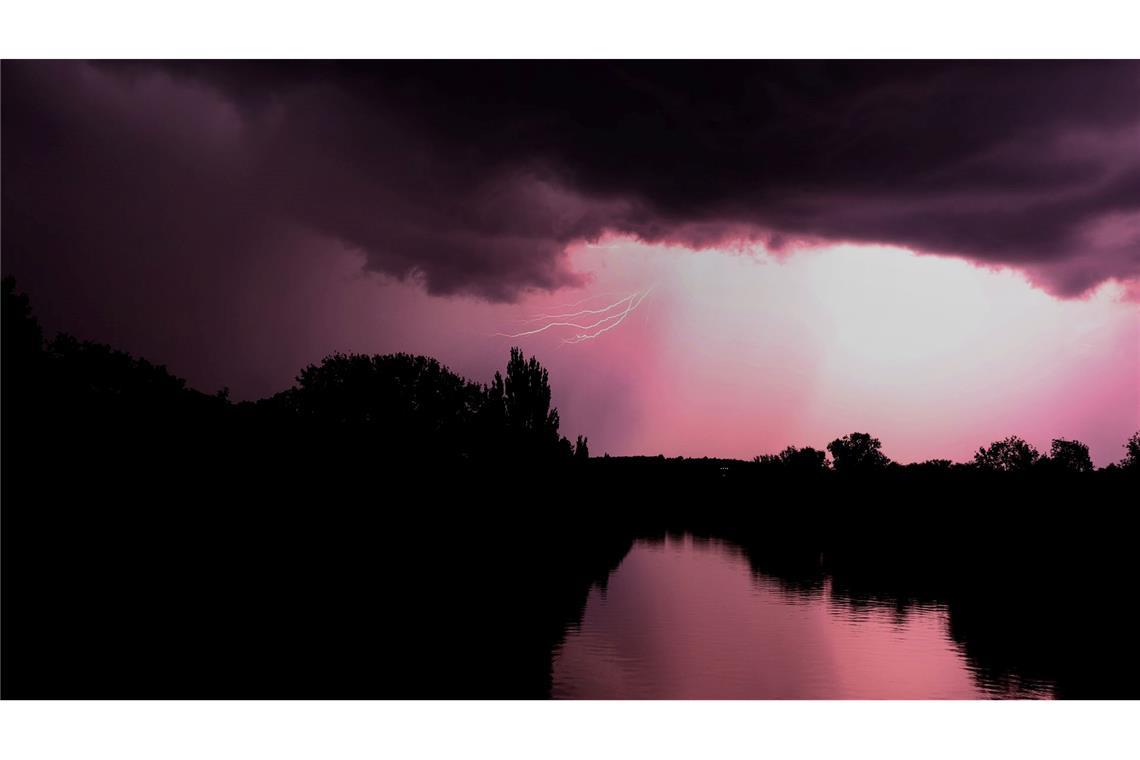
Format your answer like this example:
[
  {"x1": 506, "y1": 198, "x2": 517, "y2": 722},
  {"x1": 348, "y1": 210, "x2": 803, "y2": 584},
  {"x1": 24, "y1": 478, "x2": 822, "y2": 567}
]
[
  {"x1": 6, "y1": 62, "x2": 1137, "y2": 467},
  {"x1": 203, "y1": 234, "x2": 1137, "y2": 467}
]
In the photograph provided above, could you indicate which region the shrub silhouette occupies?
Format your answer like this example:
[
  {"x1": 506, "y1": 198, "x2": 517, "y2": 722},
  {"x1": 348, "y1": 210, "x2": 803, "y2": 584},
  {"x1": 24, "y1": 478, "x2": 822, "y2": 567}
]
[{"x1": 915, "y1": 459, "x2": 954, "y2": 470}]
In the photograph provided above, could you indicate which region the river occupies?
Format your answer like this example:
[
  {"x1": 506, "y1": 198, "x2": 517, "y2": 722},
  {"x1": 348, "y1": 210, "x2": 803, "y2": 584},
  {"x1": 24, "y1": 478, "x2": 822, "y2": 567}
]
[{"x1": 552, "y1": 534, "x2": 1054, "y2": 699}]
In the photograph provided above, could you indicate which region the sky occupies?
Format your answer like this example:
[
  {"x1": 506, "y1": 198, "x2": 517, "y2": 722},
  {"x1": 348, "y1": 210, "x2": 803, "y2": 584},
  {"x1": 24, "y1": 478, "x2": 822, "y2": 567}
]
[{"x1": 2, "y1": 61, "x2": 1138, "y2": 465}]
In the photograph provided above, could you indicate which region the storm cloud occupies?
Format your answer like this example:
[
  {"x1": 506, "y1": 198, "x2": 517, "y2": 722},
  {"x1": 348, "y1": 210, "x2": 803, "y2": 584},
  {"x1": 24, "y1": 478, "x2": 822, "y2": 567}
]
[{"x1": 4, "y1": 59, "x2": 1139, "y2": 303}]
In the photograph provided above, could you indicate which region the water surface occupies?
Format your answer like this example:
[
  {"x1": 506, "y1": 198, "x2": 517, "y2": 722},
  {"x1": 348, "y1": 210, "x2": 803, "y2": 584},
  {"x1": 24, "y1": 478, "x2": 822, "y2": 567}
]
[{"x1": 552, "y1": 535, "x2": 1053, "y2": 699}]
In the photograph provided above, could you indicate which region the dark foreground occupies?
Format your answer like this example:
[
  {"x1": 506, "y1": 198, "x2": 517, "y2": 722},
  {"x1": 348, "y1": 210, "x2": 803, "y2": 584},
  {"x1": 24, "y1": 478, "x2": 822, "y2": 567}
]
[{"x1": 5, "y1": 449, "x2": 1138, "y2": 698}]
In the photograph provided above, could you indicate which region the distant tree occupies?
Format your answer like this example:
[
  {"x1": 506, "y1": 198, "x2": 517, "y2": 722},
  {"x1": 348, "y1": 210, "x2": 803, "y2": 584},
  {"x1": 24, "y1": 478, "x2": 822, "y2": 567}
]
[
  {"x1": 1048, "y1": 438, "x2": 1093, "y2": 473},
  {"x1": 973, "y1": 435, "x2": 1039, "y2": 472},
  {"x1": 1121, "y1": 431, "x2": 1140, "y2": 470},
  {"x1": 480, "y1": 369, "x2": 508, "y2": 446},
  {"x1": 2, "y1": 276, "x2": 43, "y2": 361},
  {"x1": 558, "y1": 435, "x2": 574, "y2": 459},
  {"x1": 2, "y1": 278, "x2": 47, "y2": 443},
  {"x1": 826, "y1": 433, "x2": 890, "y2": 473},
  {"x1": 2, "y1": 278, "x2": 47, "y2": 417},
  {"x1": 574, "y1": 435, "x2": 589, "y2": 460},
  {"x1": 905, "y1": 459, "x2": 957, "y2": 476},
  {"x1": 47, "y1": 332, "x2": 192, "y2": 409},
  {"x1": 784, "y1": 446, "x2": 827, "y2": 469},
  {"x1": 758, "y1": 445, "x2": 829, "y2": 473}
]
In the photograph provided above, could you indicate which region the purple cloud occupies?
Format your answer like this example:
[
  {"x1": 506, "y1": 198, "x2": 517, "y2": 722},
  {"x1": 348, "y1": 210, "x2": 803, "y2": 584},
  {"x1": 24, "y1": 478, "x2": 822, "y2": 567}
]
[{"x1": 4, "y1": 60, "x2": 1139, "y2": 307}]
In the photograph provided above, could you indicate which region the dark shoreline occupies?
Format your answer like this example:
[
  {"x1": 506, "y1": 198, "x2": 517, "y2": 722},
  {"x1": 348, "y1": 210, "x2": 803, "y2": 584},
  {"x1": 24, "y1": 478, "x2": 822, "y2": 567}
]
[{"x1": 4, "y1": 456, "x2": 1137, "y2": 699}]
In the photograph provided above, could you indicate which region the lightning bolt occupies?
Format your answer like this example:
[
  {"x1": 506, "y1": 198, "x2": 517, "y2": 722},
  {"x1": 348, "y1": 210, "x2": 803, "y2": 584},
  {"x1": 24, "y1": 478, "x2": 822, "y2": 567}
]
[
  {"x1": 524, "y1": 291, "x2": 637, "y2": 322},
  {"x1": 494, "y1": 287, "x2": 654, "y2": 343},
  {"x1": 562, "y1": 287, "x2": 654, "y2": 344}
]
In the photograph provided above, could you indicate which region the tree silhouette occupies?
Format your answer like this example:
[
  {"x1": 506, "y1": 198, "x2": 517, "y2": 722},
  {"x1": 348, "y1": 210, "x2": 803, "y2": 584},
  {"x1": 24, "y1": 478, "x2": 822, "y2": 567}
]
[
  {"x1": 755, "y1": 445, "x2": 829, "y2": 473},
  {"x1": 2, "y1": 277, "x2": 46, "y2": 423},
  {"x1": 826, "y1": 433, "x2": 889, "y2": 473},
  {"x1": 287, "y1": 352, "x2": 486, "y2": 458},
  {"x1": 1048, "y1": 438, "x2": 1093, "y2": 473},
  {"x1": 503, "y1": 348, "x2": 557, "y2": 436},
  {"x1": 574, "y1": 435, "x2": 590, "y2": 460},
  {"x1": 2, "y1": 276, "x2": 43, "y2": 361},
  {"x1": 47, "y1": 333, "x2": 191, "y2": 402},
  {"x1": 1121, "y1": 431, "x2": 1140, "y2": 470},
  {"x1": 490, "y1": 347, "x2": 571, "y2": 458},
  {"x1": 974, "y1": 436, "x2": 1039, "y2": 472},
  {"x1": 280, "y1": 348, "x2": 583, "y2": 463}
]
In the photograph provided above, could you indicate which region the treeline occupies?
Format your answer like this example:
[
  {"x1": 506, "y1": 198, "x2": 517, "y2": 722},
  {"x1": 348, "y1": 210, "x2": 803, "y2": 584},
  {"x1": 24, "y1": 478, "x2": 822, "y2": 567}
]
[
  {"x1": 3, "y1": 277, "x2": 588, "y2": 470},
  {"x1": 751, "y1": 430, "x2": 1140, "y2": 475},
  {"x1": 2, "y1": 276, "x2": 601, "y2": 698},
  {"x1": 5, "y1": 275, "x2": 1136, "y2": 477}
]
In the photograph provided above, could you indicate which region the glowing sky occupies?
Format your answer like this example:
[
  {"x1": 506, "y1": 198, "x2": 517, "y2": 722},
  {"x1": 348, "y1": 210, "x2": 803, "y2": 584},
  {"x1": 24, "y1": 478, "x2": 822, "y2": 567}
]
[
  {"x1": 366, "y1": 237, "x2": 1138, "y2": 466},
  {"x1": 3, "y1": 62, "x2": 1138, "y2": 465},
  {"x1": 72, "y1": 231, "x2": 1129, "y2": 467}
]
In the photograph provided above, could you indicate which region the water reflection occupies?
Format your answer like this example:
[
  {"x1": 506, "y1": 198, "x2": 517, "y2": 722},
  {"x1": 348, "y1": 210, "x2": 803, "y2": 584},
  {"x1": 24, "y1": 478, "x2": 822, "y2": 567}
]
[{"x1": 552, "y1": 535, "x2": 1054, "y2": 699}]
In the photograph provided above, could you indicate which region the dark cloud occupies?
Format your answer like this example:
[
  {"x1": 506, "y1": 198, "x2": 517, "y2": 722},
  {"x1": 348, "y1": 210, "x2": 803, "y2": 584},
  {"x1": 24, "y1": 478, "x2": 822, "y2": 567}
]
[{"x1": 4, "y1": 60, "x2": 1139, "y2": 306}]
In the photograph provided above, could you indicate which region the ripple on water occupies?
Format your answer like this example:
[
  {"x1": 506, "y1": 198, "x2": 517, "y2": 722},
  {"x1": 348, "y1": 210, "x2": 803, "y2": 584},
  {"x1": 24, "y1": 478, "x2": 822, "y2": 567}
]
[{"x1": 551, "y1": 535, "x2": 1056, "y2": 699}]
